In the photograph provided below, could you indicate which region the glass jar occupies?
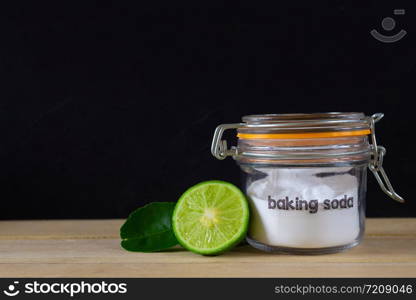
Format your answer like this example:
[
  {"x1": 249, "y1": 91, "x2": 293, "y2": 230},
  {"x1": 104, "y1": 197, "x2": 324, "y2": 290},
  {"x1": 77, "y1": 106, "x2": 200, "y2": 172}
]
[{"x1": 211, "y1": 112, "x2": 403, "y2": 254}]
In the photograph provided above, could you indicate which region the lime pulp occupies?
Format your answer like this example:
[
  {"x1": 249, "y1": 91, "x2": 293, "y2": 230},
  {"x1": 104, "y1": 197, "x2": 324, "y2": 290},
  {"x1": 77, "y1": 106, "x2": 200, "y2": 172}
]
[{"x1": 172, "y1": 180, "x2": 249, "y2": 255}]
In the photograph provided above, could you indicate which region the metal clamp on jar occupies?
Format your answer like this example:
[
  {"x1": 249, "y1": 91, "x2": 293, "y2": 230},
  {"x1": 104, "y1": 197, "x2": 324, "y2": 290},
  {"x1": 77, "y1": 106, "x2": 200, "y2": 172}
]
[{"x1": 211, "y1": 112, "x2": 404, "y2": 254}]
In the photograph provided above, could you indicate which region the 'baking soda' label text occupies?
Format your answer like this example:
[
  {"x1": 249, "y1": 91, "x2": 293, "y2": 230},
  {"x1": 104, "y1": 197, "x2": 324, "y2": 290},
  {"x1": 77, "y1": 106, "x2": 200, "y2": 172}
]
[{"x1": 267, "y1": 195, "x2": 354, "y2": 214}]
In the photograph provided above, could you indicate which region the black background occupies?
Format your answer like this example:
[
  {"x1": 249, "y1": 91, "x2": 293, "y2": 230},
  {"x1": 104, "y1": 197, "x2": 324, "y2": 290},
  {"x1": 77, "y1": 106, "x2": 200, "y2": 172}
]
[{"x1": 1, "y1": 1, "x2": 415, "y2": 219}]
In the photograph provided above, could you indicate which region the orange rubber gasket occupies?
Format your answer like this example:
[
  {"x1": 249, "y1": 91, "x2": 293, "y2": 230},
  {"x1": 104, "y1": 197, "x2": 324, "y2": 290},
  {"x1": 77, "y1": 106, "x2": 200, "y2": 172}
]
[{"x1": 237, "y1": 129, "x2": 371, "y2": 139}]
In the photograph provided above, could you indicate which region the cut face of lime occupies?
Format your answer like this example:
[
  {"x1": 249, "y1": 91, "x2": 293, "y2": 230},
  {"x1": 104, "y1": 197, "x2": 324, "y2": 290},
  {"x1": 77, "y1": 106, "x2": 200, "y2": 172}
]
[{"x1": 172, "y1": 180, "x2": 249, "y2": 255}]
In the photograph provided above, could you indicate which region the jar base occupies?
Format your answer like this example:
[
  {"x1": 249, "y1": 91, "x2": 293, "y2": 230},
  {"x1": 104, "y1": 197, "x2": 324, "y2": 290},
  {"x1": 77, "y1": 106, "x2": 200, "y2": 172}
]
[{"x1": 246, "y1": 237, "x2": 361, "y2": 255}]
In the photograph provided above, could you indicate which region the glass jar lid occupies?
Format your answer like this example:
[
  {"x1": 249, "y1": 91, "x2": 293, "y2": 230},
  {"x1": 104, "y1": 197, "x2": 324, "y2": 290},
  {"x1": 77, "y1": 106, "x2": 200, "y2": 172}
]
[{"x1": 238, "y1": 112, "x2": 371, "y2": 138}]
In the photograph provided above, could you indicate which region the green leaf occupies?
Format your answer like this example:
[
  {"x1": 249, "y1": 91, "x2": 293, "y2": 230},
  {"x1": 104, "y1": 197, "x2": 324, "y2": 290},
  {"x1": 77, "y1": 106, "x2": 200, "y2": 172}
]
[{"x1": 120, "y1": 202, "x2": 178, "y2": 252}]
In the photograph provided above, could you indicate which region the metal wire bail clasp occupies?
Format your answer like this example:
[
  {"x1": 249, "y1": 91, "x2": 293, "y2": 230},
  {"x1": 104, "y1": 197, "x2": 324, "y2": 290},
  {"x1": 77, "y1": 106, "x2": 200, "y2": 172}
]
[
  {"x1": 211, "y1": 123, "x2": 244, "y2": 160},
  {"x1": 368, "y1": 113, "x2": 404, "y2": 203}
]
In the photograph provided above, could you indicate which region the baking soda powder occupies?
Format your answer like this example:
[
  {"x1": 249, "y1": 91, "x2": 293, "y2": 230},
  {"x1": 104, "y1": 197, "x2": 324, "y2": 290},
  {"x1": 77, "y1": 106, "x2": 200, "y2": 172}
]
[{"x1": 247, "y1": 167, "x2": 360, "y2": 248}]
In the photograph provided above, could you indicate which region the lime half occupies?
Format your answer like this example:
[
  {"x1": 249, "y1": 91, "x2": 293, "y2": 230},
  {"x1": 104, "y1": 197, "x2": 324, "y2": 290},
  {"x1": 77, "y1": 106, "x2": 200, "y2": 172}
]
[{"x1": 172, "y1": 180, "x2": 249, "y2": 255}]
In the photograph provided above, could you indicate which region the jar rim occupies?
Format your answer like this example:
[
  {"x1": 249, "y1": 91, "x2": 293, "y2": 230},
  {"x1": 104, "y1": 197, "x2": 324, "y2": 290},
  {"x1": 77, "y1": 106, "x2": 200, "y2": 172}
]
[
  {"x1": 242, "y1": 112, "x2": 365, "y2": 123},
  {"x1": 239, "y1": 112, "x2": 371, "y2": 135}
]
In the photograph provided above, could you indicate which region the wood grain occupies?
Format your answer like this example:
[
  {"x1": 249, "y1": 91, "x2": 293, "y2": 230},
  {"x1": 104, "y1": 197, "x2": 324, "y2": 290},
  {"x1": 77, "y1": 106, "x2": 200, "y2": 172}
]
[{"x1": 0, "y1": 218, "x2": 415, "y2": 277}]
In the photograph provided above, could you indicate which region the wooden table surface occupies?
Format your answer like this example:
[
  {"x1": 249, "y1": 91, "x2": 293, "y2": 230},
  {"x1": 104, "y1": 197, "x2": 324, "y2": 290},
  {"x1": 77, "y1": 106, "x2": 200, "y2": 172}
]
[{"x1": 0, "y1": 218, "x2": 415, "y2": 278}]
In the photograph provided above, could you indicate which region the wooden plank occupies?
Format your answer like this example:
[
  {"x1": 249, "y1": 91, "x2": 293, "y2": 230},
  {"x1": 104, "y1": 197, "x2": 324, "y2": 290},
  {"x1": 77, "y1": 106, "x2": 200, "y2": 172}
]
[
  {"x1": 1, "y1": 238, "x2": 416, "y2": 264},
  {"x1": 0, "y1": 220, "x2": 122, "y2": 240},
  {"x1": 0, "y1": 218, "x2": 415, "y2": 239},
  {"x1": 0, "y1": 219, "x2": 415, "y2": 277},
  {"x1": 1, "y1": 262, "x2": 415, "y2": 278}
]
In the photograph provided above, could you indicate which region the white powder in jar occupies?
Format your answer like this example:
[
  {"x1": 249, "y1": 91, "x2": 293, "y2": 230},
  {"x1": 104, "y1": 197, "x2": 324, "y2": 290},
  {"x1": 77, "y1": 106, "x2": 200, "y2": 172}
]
[{"x1": 247, "y1": 167, "x2": 360, "y2": 248}]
